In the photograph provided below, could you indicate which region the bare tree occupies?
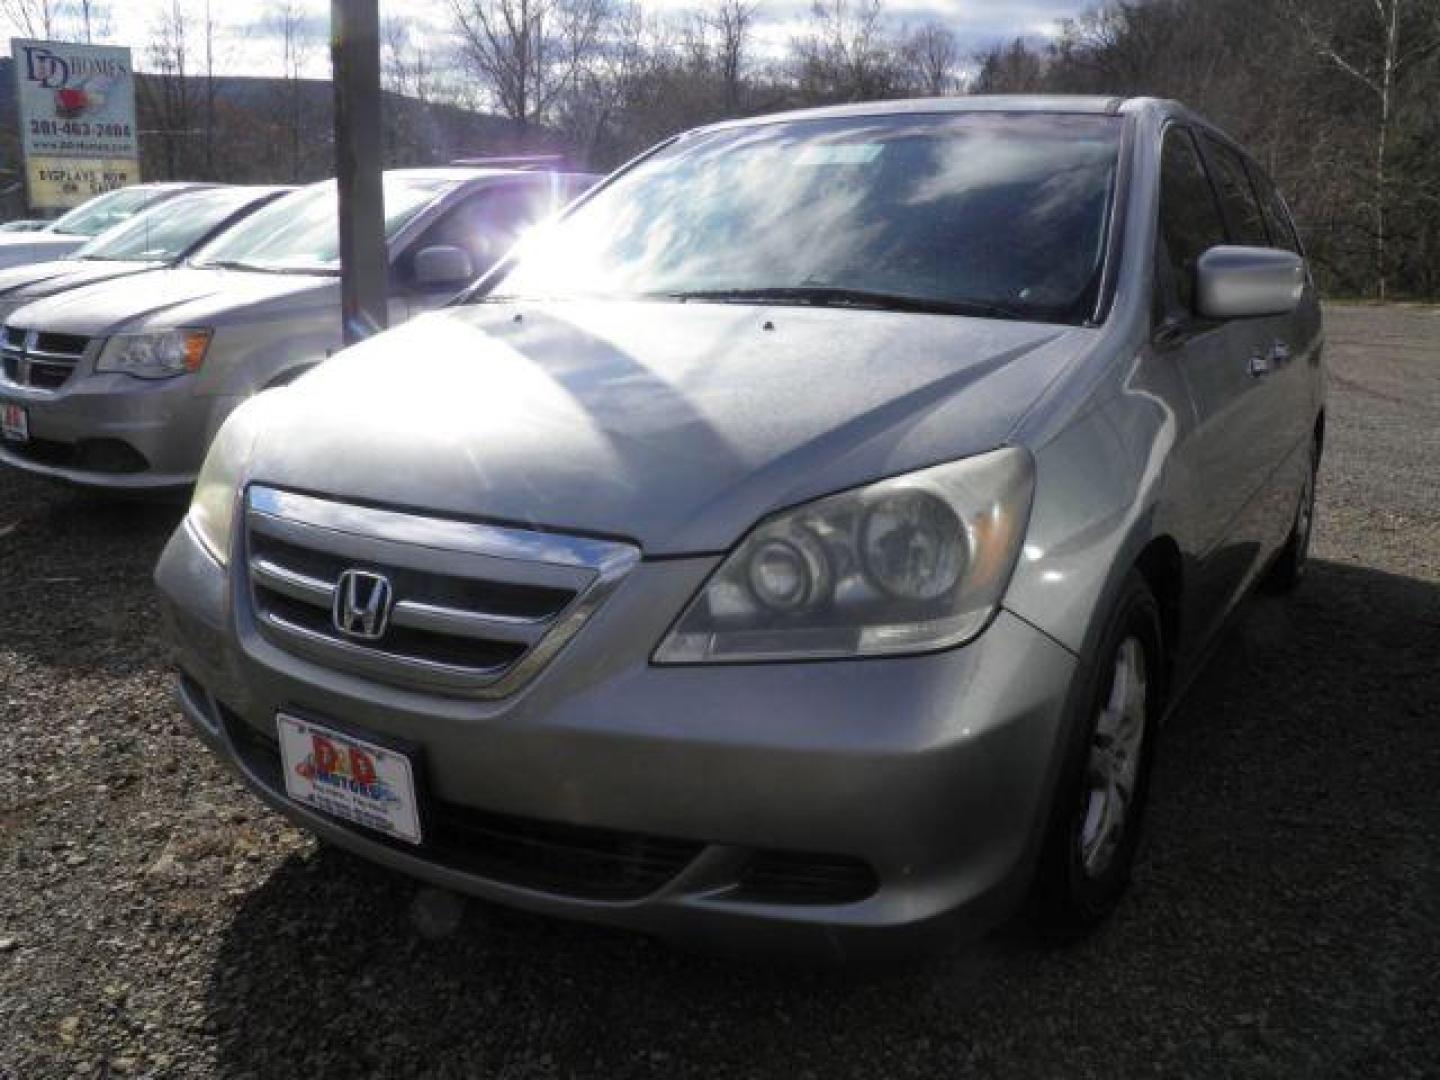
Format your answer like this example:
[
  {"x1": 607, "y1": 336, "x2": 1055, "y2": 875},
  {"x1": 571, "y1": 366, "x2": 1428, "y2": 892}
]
[
  {"x1": 1, "y1": 0, "x2": 113, "y2": 42},
  {"x1": 449, "y1": 0, "x2": 612, "y2": 138},
  {"x1": 383, "y1": 14, "x2": 437, "y2": 103},
  {"x1": 0, "y1": 0, "x2": 58, "y2": 38},
  {"x1": 381, "y1": 14, "x2": 447, "y2": 165},
  {"x1": 554, "y1": 1, "x2": 658, "y2": 160},
  {"x1": 708, "y1": 0, "x2": 757, "y2": 108},
  {"x1": 267, "y1": 0, "x2": 319, "y2": 180},
  {"x1": 970, "y1": 37, "x2": 1047, "y2": 93},
  {"x1": 1287, "y1": 0, "x2": 1440, "y2": 300},
  {"x1": 200, "y1": 0, "x2": 219, "y2": 177},
  {"x1": 790, "y1": 0, "x2": 902, "y2": 103},
  {"x1": 145, "y1": 0, "x2": 194, "y2": 179},
  {"x1": 901, "y1": 20, "x2": 958, "y2": 95}
]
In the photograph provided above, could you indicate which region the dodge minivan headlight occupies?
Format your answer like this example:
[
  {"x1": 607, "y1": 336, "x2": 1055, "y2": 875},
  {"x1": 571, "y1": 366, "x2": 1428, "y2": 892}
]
[
  {"x1": 654, "y1": 448, "x2": 1035, "y2": 663},
  {"x1": 187, "y1": 399, "x2": 266, "y2": 567},
  {"x1": 97, "y1": 328, "x2": 212, "y2": 379}
]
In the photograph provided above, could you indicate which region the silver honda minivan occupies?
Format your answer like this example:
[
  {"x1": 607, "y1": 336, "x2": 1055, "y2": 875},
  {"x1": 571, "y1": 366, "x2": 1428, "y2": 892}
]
[{"x1": 156, "y1": 96, "x2": 1323, "y2": 956}]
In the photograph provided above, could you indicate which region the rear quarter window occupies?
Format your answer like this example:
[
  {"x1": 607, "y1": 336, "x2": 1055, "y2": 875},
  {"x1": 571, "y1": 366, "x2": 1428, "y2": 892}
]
[
  {"x1": 1248, "y1": 164, "x2": 1303, "y2": 253},
  {"x1": 1199, "y1": 135, "x2": 1269, "y2": 247}
]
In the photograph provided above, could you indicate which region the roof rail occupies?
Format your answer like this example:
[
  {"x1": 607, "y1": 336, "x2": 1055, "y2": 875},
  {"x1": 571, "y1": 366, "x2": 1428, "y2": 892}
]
[{"x1": 448, "y1": 155, "x2": 567, "y2": 170}]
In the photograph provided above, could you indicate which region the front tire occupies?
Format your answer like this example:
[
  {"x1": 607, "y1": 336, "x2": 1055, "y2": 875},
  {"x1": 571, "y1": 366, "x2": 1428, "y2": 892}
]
[
  {"x1": 1263, "y1": 439, "x2": 1319, "y2": 593},
  {"x1": 1028, "y1": 573, "x2": 1164, "y2": 940}
]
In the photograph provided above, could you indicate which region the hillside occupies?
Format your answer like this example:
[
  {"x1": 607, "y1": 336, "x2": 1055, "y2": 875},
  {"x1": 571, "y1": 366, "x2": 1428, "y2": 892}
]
[{"x1": 0, "y1": 57, "x2": 561, "y2": 215}]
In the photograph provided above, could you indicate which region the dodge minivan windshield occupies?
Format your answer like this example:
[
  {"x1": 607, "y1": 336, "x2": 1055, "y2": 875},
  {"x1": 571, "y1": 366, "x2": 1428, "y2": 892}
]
[
  {"x1": 484, "y1": 113, "x2": 1123, "y2": 325},
  {"x1": 191, "y1": 177, "x2": 451, "y2": 274},
  {"x1": 74, "y1": 187, "x2": 266, "y2": 263},
  {"x1": 47, "y1": 185, "x2": 163, "y2": 237}
]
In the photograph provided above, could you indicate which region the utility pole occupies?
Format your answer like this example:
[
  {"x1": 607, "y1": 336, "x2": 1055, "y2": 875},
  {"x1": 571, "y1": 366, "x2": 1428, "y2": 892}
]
[{"x1": 331, "y1": 0, "x2": 388, "y2": 345}]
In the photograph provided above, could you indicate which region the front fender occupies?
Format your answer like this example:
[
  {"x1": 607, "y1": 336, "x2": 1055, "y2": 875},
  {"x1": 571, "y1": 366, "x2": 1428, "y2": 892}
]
[
  {"x1": 195, "y1": 309, "x2": 343, "y2": 400},
  {"x1": 1003, "y1": 347, "x2": 1190, "y2": 664}
]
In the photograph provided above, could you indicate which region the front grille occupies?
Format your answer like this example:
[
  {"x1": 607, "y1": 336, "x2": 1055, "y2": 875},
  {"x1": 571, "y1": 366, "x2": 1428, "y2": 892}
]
[
  {"x1": 736, "y1": 850, "x2": 880, "y2": 905},
  {"x1": 3, "y1": 435, "x2": 148, "y2": 473},
  {"x1": 1, "y1": 325, "x2": 89, "y2": 390},
  {"x1": 221, "y1": 708, "x2": 702, "y2": 901},
  {"x1": 243, "y1": 486, "x2": 639, "y2": 697}
]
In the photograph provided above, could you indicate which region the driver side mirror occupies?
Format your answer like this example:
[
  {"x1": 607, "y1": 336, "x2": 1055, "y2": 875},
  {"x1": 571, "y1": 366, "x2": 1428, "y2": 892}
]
[
  {"x1": 1196, "y1": 245, "x2": 1305, "y2": 319},
  {"x1": 411, "y1": 245, "x2": 475, "y2": 290}
]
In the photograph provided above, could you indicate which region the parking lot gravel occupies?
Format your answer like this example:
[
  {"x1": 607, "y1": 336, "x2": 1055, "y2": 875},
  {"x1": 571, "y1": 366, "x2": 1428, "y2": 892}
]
[{"x1": 1, "y1": 303, "x2": 1437, "y2": 1079}]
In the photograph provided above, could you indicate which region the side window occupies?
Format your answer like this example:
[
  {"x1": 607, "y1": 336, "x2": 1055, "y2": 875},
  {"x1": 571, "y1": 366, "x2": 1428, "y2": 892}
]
[
  {"x1": 1158, "y1": 127, "x2": 1228, "y2": 318},
  {"x1": 400, "y1": 183, "x2": 560, "y2": 287},
  {"x1": 1248, "y1": 164, "x2": 1302, "y2": 253},
  {"x1": 564, "y1": 175, "x2": 598, "y2": 202},
  {"x1": 1199, "y1": 135, "x2": 1269, "y2": 247}
]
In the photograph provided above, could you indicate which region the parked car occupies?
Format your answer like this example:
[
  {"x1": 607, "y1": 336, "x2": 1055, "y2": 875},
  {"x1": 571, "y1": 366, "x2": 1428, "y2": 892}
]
[
  {"x1": 0, "y1": 185, "x2": 292, "y2": 324},
  {"x1": 155, "y1": 97, "x2": 1323, "y2": 957},
  {"x1": 0, "y1": 219, "x2": 52, "y2": 233},
  {"x1": 0, "y1": 168, "x2": 597, "y2": 488},
  {"x1": 0, "y1": 183, "x2": 215, "y2": 271}
]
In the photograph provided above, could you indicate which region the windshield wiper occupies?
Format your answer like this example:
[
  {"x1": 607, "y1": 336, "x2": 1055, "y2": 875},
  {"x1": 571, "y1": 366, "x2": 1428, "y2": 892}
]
[
  {"x1": 195, "y1": 258, "x2": 266, "y2": 272},
  {"x1": 193, "y1": 258, "x2": 335, "y2": 276},
  {"x1": 656, "y1": 286, "x2": 1035, "y2": 321}
]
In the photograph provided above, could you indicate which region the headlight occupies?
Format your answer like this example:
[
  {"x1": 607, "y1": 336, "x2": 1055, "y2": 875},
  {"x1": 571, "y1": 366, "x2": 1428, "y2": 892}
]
[
  {"x1": 187, "y1": 399, "x2": 265, "y2": 566},
  {"x1": 97, "y1": 328, "x2": 211, "y2": 379},
  {"x1": 654, "y1": 447, "x2": 1034, "y2": 663}
]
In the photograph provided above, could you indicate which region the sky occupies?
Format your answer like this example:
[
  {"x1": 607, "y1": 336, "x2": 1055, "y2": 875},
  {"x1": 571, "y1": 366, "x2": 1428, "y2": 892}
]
[{"x1": 3, "y1": 0, "x2": 1084, "y2": 80}]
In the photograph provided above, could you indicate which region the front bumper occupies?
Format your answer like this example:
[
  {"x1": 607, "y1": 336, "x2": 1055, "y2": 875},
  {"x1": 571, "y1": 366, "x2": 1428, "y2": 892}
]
[
  {"x1": 156, "y1": 518, "x2": 1080, "y2": 956},
  {"x1": 0, "y1": 369, "x2": 232, "y2": 489}
]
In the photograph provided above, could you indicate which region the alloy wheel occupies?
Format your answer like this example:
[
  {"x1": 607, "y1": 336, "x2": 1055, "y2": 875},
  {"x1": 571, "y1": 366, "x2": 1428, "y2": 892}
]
[{"x1": 1079, "y1": 636, "x2": 1149, "y2": 879}]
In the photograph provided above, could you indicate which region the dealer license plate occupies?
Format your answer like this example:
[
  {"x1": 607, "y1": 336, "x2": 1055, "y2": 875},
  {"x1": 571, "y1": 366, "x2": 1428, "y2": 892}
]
[
  {"x1": 1, "y1": 402, "x2": 28, "y2": 443},
  {"x1": 276, "y1": 713, "x2": 422, "y2": 845}
]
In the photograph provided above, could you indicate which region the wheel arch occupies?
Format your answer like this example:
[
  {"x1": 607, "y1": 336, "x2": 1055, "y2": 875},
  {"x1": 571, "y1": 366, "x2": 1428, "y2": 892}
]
[{"x1": 1132, "y1": 535, "x2": 1183, "y2": 696}]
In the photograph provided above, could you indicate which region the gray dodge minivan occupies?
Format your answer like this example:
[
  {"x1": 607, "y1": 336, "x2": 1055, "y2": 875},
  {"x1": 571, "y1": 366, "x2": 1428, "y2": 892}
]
[
  {"x1": 157, "y1": 97, "x2": 1323, "y2": 955},
  {"x1": 0, "y1": 168, "x2": 594, "y2": 489}
]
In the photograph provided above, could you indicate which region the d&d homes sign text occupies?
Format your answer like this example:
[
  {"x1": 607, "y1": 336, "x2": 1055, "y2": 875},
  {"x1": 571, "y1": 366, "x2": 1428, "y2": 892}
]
[{"x1": 11, "y1": 39, "x2": 139, "y2": 210}]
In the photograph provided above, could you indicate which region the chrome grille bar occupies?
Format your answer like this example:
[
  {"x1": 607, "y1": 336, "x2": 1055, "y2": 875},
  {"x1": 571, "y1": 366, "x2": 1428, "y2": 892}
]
[
  {"x1": 242, "y1": 485, "x2": 640, "y2": 697},
  {"x1": 0, "y1": 326, "x2": 89, "y2": 390}
]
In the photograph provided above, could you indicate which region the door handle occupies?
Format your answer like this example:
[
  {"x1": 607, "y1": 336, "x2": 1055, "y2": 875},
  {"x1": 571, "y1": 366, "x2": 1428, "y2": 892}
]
[{"x1": 1248, "y1": 348, "x2": 1273, "y2": 378}]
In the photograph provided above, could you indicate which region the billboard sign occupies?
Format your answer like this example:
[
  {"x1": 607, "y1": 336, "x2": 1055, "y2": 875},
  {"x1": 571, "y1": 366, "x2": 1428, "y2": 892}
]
[{"x1": 11, "y1": 38, "x2": 139, "y2": 210}]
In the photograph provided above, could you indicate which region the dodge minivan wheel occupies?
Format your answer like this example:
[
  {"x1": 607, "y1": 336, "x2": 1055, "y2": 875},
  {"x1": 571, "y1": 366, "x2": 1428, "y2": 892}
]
[{"x1": 1029, "y1": 573, "x2": 1163, "y2": 940}]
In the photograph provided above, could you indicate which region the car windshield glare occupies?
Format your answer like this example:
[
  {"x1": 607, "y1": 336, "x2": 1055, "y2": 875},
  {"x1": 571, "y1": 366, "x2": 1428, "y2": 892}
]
[
  {"x1": 485, "y1": 113, "x2": 1124, "y2": 325},
  {"x1": 190, "y1": 177, "x2": 454, "y2": 274},
  {"x1": 48, "y1": 186, "x2": 162, "y2": 236},
  {"x1": 74, "y1": 188, "x2": 265, "y2": 263}
]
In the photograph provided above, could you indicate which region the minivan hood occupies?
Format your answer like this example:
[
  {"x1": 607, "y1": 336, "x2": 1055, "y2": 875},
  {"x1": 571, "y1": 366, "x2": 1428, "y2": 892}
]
[
  {"x1": 0, "y1": 231, "x2": 75, "y2": 250},
  {"x1": 5, "y1": 265, "x2": 337, "y2": 335},
  {"x1": 251, "y1": 300, "x2": 1090, "y2": 554},
  {"x1": 0, "y1": 232, "x2": 83, "y2": 269},
  {"x1": 0, "y1": 258, "x2": 159, "y2": 303}
]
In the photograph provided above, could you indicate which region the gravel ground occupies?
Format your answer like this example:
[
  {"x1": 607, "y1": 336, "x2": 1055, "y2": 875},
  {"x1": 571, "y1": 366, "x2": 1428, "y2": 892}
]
[{"x1": 1, "y1": 304, "x2": 1437, "y2": 1079}]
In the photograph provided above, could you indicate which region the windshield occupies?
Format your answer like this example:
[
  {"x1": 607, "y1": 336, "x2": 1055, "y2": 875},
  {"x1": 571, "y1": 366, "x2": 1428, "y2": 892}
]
[
  {"x1": 73, "y1": 187, "x2": 271, "y2": 263},
  {"x1": 486, "y1": 113, "x2": 1123, "y2": 325},
  {"x1": 191, "y1": 176, "x2": 455, "y2": 274},
  {"x1": 48, "y1": 186, "x2": 165, "y2": 237}
]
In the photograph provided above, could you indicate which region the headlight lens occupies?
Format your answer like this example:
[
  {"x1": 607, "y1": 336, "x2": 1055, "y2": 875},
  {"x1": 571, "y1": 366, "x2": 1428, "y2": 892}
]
[
  {"x1": 187, "y1": 399, "x2": 265, "y2": 566},
  {"x1": 97, "y1": 328, "x2": 211, "y2": 379},
  {"x1": 654, "y1": 447, "x2": 1034, "y2": 663}
]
